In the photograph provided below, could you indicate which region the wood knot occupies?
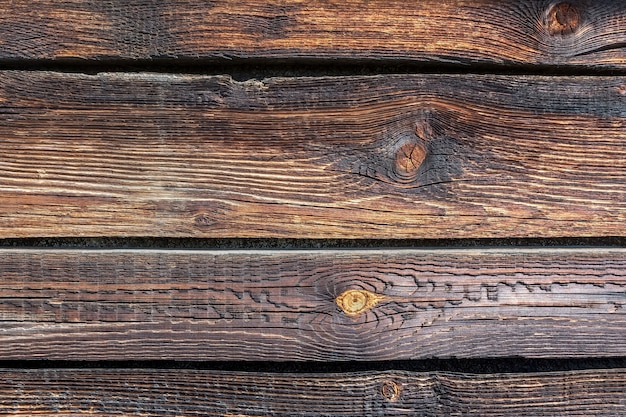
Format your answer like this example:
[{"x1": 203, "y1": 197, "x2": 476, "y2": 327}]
[
  {"x1": 381, "y1": 380, "x2": 401, "y2": 401},
  {"x1": 395, "y1": 141, "x2": 427, "y2": 178},
  {"x1": 335, "y1": 289, "x2": 384, "y2": 316},
  {"x1": 547, "y1": 2, "x2": 580, "y2": 36}
]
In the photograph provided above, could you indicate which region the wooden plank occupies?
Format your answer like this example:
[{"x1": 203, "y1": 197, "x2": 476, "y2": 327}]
[
  {"x1": 1, "y1": 72, "x2": 625, "y2": 239},
  {"x1": 1, "y1": 248, "x2": 625, "y2": 360},
  {"x1": 0, "y1": 1, "x2": 625, "y2": 68},
  {"x1": 1, "y1": 368, "x2": 625, "y2": 416}
]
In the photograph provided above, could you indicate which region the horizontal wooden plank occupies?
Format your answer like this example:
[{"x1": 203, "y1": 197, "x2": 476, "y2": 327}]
[
  {"x1": 1, "y1": 72, "x2": 625, "y2": 238},
  {"x1": 1, "y1": 368, "x2": 625, "y2": 416},
  {"x1": 0, "y1": 1, "x2": 625, "y2": 68},
  {"x1": 1, "y1": 248, "x2": 625, "y2": 360}
]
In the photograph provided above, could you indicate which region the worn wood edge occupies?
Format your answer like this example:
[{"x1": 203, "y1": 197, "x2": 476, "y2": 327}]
[
  {"x1": 1, "y1": 72, "x2": 625, "y2": 239},
  {"x1": 0, "y1": 1, "x2": 624, "y2": 68},
  {"x1": 1, "y1": 368, "x2": 625, "y2": 416},
  {"x1": 1, "y1": 248, "x2": 625, "y2": 360}
]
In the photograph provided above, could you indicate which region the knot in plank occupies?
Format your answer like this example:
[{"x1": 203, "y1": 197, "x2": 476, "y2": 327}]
[
  {"x1": 547, "y1": 2, "x2": 581, "y2": 36},
  {"x1": 335, "y1": 289, "x2": 385, "y2": 316}
]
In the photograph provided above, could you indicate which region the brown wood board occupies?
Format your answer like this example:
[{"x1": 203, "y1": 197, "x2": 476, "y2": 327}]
[
  {"x1": 0, "y1": 248, "x2": 625, "y2": 360},
  {"x1": 0, "y1": 1, "x2": 625, "y2": 68},
  {"x1": 1, "y1": 368, "x2": 625, "y2": 416},
  {"x1": 0, "y1": 72, "x2": 625, "y2": 238},
  {"x1": 2, "y1": 1, "x2": 624, "y2": 415}
]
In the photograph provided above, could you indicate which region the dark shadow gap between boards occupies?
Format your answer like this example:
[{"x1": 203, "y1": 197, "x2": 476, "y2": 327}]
[
  {"x1": 0, "y1": 236, "x2": 625, "y2": 250},
  {"x1": 1, "y1": 358, "x2": 625, "y2": 374},
  {"x1": 0, "y1": 58, "x2": 625, "y2": 79}
]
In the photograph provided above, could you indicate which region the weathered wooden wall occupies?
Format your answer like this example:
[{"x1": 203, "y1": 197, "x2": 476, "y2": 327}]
[{"x1": 0, "y1": 0, "x2": 625, "y2": 415}]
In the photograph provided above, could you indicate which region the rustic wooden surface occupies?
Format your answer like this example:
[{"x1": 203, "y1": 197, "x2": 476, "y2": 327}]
[
  {"x1": 1, "y1": 368, "x2": 625, "y2": 416},
  {"x1": 0, "y1": 1, "x2": 625, "y2": 68},
  {"x1": 1, "y1": 72, "x2": 625, "y2": 238},
  {"x1": 2, "y1": 1, "x2": 624, "y2": 414},
  {"x1": 0, "y1": 248, "x2": 624, "y2": 360}
]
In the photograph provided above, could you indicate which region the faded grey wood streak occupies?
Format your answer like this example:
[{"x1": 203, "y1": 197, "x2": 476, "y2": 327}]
[
  {"x1": 0, "y1": 72, "x2": 625, "y2": 238},
  {"x1": 0, "y1": 249, "x2": 625, "y2": 360},
  {"x1": 0, "y1": 1, "x2": 624, "y2": 68},
  {"x1": 0, "y1": 368, "x2": 625, "y2": 416}
]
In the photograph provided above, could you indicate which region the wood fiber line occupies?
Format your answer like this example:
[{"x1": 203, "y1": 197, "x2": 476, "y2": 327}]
[
  {"x1": 0, "y1": 368, "x2": 625, "y2": 416},
  {"x1": 0, "y1": 72, "x2": 625, "y2": 238},
  {"x1": 0, "y1": 1, "x2": 624, "y2": 68},
  {"x1": 0, "y1": 249, "x2": 625, "y2": 360}
]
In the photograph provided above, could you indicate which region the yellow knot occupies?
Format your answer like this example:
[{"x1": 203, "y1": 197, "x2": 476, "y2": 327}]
[{"x1": 336, "y1": 289, "x2": 385, "y2": 316}]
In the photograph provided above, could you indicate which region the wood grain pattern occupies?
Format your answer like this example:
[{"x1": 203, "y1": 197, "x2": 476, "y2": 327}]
[
  {"x1": 0, "y1": 1, "x2": 625, "y2": 68},
  {"x1": 1, "y1": 248, "x2": 625, "y2": 360},
  {"x1": 1, "y1": 72, "x2": 625, "y2": 238},
  {"x1": 1, "y1": 368, "x2": 625, "y2": 416}
]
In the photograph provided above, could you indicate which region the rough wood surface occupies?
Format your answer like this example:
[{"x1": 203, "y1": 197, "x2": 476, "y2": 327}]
[
  {"x1": 1, "y1": 72, "x2": 625, "y2": 238},
  {"x1": 1, "y1": 248, "x2": 625, "y2": 360},
  {"x1": 0, "y1": 1, "x2": 625, "y2": 68},
  {"x1": 1, "y1": 368, "x2": 625, "y2": 416}
]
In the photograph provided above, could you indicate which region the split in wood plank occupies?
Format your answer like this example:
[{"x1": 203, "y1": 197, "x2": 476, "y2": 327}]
[
  {"x1": 1, "y1": 368, "x2": 625, "y2": 416},
  {"x1": 0, "y1": 1, "x2": 625, "y2": 68},
  {"x1": 0, "y1": 249, "x2": 625, "y2": 360},
  {"x1": 0, "y1": 72, "x2": 625, "y2": 238}
]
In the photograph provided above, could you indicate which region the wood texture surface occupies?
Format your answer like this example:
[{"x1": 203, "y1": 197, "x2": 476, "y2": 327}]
[
  {"x1": 1, "y1": 368, "x2": 625, "y2": 416},
  {"x1": 3, "y1": 1, "x2": 623, "y2": 414},
  {"x1": 1, "y1": 72, "x2": 625, "y2": 238},
  {"x1": 0, "y1": 248, "x2": 625, "y2": 360},
  {"x1": 0, "y1": 1, "x2": 625, "y2": 68}
]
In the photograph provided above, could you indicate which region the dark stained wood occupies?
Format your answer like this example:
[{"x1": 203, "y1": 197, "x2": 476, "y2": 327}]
[
  {"x1": 1, "y1": 72, "x2": 625, "y2": 238},
  {"x1": 1, "y1": 368, "x2": 625, "y2": 416},
  {"x1": 3, "y1": 2, "x2": 623, "y2": 414},
  {"x1": 1, "y1": 248, "x2": 625, "y2": 360},
  {"x1": 0, "y1": 1, "x2": 625, "y2": 68}
]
